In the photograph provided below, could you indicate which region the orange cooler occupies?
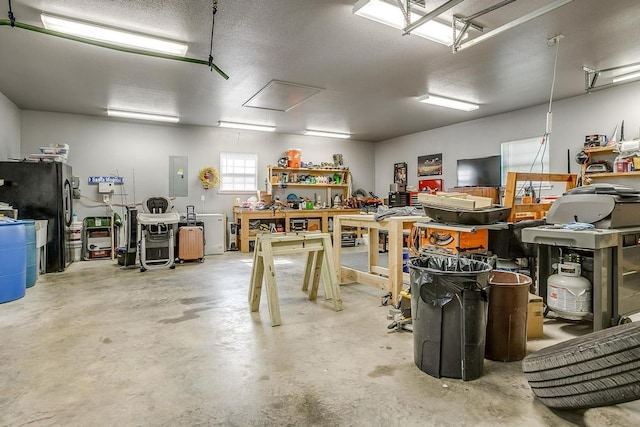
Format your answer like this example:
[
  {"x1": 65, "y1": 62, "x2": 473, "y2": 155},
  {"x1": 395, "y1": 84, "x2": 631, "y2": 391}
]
[{"x1": 287, "y1": 149, "x2": 302, "y2": 168}]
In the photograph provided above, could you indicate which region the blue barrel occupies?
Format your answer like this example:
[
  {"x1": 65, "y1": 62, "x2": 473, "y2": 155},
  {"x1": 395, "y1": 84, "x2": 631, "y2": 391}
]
[
  {"x1": 23, "y1": 220, "x2": 37, "y2": 288},
  {"x1": 0, "y1": 220, "x2": 27, "y2": 303}
]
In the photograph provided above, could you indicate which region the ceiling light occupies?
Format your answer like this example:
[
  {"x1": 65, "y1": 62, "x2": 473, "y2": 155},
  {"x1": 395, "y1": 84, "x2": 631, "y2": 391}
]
[
  {"x1": 218, "y1": 121, "x2": 276, "y2": 132},
  {"x1": 455, "y1": 0, "x2": 574, "y2": 52},
  {"x1": 418, "y1": 94, "x2": 479, "y2": 111},
  {"x1": 304, "y1": 130, "x2": 351, "y2": 139},
  {"x1": 612, "y1": 70, "x2": 640, "y2": 84},
  {"x1": 107, "y1": 109, "x2": 179, "y2": 123},
  {"x1": 353, "y1": 0, "x2": 467, "y2": 46},
  {"x1": 41, "y1": 13, "x2": 188, "y2": 56},
  {"x1": 584, "y1": 60, "x2": 640, "y2": 91}
]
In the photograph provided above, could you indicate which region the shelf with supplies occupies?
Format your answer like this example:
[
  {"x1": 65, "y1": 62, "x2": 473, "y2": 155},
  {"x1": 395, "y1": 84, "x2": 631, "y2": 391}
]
[
  {"x1": 582, "y1": 145, "x2": 640, "y2": 181},
  {"x1": 267, "y1": 165, "x2": 351, "y2": 204},
  {"x1": 82, "y1": 216, "x2": 117, "y2": 260}
]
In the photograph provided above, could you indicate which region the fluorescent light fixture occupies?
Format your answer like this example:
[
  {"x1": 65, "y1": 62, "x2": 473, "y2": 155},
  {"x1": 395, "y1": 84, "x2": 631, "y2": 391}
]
[
  {"x1": 304, "y1": 130, "x2": 351, "y2": 139},
  {"x1": 107, "y1": 109, "x2": 179, "y2": 123},
  {"x1": 612, "y1": 70, "x2": 640, "y2": 84},
  {"x1": 41, "y1": 13, "x2": 188, "y2": 56},
  {"x1": 418, "y1": 94, "x2": 479, "y2": 111},
  {"x1": 353, "y1": 0, "x2": 467, "y2": 46},
  {"x1": 218, "y1": 121, "x2": 276, "y2": 132},
  {"x1": 456, "y1": 0, "x2": 574, "y2": 51}
]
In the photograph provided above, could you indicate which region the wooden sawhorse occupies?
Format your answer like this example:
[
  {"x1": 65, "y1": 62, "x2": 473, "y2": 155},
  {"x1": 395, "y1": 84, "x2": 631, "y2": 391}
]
[{"x1": 248, "y1": 232, "x2": 343, "y2": 326}]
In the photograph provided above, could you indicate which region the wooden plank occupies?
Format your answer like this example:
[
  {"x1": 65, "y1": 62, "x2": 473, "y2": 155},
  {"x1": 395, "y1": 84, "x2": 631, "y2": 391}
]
[
  {"x1": 371, "y1": 266, "x2": 389, "y2": 276},
  {"x1": 333, "y1": 215, "x2": 343, "y2": 282},
  {"x1": 321, "y1": 234, "x2": 342, "y2": 310},
  {"x1": 503, "y1": 172, "x2": 518, "y2": 209},
  {"x1": 248, "y1": 238, "x2": 264, "y2": 311},
  {"x1": 439, "y1": 196, "x2": 477, "y2": 210},
  {"x1": 260, "y1": 240, "x2": 282, "y2": 326},
  {"x1": 309, "y1": 249, "x2": 323, "y2": 301},
  {"x1": 418, "y1": 193, "x2": 443, "y2": 206},
  {"x1": 419, "y1": 192, "x2": 491, "y2": 210},
  {"x1": 511, "y1": 204, "x2": 554, "y2": 213},
  {"x1": 508, "y1": 172, "x2": 576, "y2": 183},
  {"x1": 262, "y1": 242, "x2": 325, "y2": 255},
  {"x1": 339, "y1": 266, "x2": 389, "y2": 290},
  {"x1": 387, "y1": 220, "x2": 403, "y2": 304},
  {"x1": 466, "y1": 195, "x2": 493, "y2": 208},
  {"x1": 439, "y1": 192, "x2": 468, "y2": 198},
  {"x1": 301, "y1": 251, "x2": 316, "y2": 292}
]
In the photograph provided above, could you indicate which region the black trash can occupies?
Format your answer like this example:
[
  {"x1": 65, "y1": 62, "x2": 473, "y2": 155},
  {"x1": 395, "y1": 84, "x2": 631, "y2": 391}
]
[{"x1": 409, "y1": 256, "x2": 492, "y2": 381}]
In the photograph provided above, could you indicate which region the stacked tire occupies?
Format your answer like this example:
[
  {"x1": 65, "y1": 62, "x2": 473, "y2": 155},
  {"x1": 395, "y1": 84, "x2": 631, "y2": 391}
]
[{"x1": 523, "y1": 322, "x2": 640, "y2": 409}]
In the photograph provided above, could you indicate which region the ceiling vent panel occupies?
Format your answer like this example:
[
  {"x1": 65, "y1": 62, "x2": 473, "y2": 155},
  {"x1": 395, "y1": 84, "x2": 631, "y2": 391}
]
[{"x1": 243, "y1": 80, "x2": 324, "y2": 112}]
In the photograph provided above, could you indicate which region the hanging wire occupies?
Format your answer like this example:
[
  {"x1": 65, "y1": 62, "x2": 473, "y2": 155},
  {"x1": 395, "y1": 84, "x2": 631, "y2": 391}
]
[
  {"x1": 7, "y1": 0, "x2": 15, "y2": 26},
  {"x1": 208, "y1": 0, "x2": 218, "y2": 70},
  {"x1": 517, "y1": 37, "x2": 561, "y2": 200}
]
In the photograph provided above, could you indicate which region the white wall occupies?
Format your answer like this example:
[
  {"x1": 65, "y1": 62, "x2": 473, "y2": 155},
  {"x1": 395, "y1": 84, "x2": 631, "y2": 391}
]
[
  {"x1": 0, "y1": 91, "x2": 21, "y2": 161},
  {"x1": 20, "y1": 111, "x2": 376, "y2": 222},
  {"x1": 375, "y1": 80, "x2": 640, "y2": 196},
  {"x1": 17, "y1": 79, "x2": 640, "y2": 224}
]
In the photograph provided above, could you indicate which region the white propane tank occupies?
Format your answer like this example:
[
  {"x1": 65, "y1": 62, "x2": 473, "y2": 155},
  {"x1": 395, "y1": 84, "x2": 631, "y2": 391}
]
[{"x1": 547, "y1": 262, "x2": 592, "y2": 320}]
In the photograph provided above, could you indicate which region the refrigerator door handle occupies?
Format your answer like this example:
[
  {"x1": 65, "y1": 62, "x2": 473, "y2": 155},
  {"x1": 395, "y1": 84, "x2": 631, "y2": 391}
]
[{"x1": 63, "y1": 179, "x2": 73, "y2": 227}]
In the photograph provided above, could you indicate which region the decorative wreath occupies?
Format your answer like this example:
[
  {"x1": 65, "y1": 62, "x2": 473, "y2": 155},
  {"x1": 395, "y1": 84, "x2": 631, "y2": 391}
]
[{"x1": 198, "y1": 166, "x2": 220, "y2": 189}]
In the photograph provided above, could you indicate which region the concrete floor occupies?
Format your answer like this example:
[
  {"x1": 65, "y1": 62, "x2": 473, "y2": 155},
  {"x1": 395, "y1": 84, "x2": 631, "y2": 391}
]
[{"x1": 2, "y1": 250, "x2": 640, "y2": 427}]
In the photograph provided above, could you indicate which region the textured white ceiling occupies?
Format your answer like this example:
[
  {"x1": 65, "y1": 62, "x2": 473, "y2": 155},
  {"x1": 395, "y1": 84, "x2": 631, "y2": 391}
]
[{"x1": 1, "y1": 0, "x2": 640, "y2": 142}]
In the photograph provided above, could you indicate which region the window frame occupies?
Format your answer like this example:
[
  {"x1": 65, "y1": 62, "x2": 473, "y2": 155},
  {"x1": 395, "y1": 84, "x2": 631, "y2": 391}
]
[
  {"x1": 218, "y1": 152, "x2": 259, "y2": 194},
  {"x1": 500, "y1": 136, "x2": 551, "y2": 188}
]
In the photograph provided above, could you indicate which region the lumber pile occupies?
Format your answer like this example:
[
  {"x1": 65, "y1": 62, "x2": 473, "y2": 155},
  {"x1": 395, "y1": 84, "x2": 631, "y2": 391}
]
[{"x1": 417, "y1": 192, "x2": 493, "y2": 210}]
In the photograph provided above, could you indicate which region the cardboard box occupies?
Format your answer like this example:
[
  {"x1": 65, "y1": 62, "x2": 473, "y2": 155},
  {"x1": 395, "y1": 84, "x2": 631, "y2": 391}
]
[{"x1": 527, "y1": 293, "x2": 544, "y2": 339}]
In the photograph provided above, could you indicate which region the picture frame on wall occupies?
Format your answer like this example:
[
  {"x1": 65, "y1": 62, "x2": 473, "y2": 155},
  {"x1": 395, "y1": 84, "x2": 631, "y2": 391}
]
[
  {"x1": 394, "y1": 162, "x2": 407, "y2": 184},
  {"x1": 417, "y1": 153, "x2": 442, "y2": 176}
]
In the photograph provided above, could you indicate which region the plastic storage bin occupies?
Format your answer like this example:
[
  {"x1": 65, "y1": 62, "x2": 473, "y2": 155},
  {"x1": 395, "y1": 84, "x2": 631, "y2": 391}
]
[{"x1": 409, "y1": 256, "x2": 492, "y2": 381}]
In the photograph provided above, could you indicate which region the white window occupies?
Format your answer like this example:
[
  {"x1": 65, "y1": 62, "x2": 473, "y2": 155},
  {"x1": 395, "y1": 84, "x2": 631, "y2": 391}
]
[
  {"x1": 501, "y1": 136, "x2": 550, "y2": 187},
  {"x1": 219, "y1": 152, "x2": 258, "y2": 193}
]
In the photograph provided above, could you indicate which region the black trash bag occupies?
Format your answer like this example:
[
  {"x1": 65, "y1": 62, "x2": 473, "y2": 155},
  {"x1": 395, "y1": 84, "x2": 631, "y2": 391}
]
[{"x1": 409, "y1": 256, "x2": 492, "y2": 307}]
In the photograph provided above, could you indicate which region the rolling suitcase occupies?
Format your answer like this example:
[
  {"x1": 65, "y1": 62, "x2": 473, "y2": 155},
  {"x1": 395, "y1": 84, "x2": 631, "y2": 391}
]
[{"x1": 178, "y1": 206, "x2": 205, "y2": 262}]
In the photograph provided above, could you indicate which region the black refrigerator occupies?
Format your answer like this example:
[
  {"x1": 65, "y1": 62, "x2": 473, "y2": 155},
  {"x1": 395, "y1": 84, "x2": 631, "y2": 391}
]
[{"x1": 0, "y1": 161, "x2": 74, "y2": 272}]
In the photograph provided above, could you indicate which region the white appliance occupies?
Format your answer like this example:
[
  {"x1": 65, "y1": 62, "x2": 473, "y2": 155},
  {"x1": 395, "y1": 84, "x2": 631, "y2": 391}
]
[{"x1": 198, "y1": 213, "x2": 225, "y2": 255}]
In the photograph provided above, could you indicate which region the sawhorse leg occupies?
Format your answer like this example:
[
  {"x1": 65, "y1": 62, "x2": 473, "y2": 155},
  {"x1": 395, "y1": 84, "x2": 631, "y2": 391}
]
[
  {"x1": 321, "y1": 234, "x2": 343, "y2": 311},
  {"x1": 248, "y1": 238, "x2": 282, "y2": 326}
]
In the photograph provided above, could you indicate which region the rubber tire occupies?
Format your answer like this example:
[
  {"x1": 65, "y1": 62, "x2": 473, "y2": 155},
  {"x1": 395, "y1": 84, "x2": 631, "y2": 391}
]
[{"x1": 522, "y1": 322, "x2": 640, "y2": 409}]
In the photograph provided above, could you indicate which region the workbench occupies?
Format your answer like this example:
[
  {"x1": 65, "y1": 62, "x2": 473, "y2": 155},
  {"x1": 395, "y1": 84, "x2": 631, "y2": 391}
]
[
  {"x1": 332, "y1": 214, "x2": 426, "y2": 303},
  {"x1": 233, "y1": 207, "x2": 359, "y2": 253}
]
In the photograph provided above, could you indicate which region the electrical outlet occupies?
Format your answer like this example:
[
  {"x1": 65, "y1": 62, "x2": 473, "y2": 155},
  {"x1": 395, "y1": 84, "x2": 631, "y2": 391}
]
[
  {"x1": 103, "y1": 194, "x2": 110, "y2": 203},
  {"x1": 201, "y1": 195, "x2": 205, "y2": 201}
]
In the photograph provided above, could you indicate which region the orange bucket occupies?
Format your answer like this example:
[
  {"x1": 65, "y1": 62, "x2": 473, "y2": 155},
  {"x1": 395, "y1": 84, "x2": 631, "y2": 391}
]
[{"x1": 287, "y1": 149, "x2": 302, "y2": 168}]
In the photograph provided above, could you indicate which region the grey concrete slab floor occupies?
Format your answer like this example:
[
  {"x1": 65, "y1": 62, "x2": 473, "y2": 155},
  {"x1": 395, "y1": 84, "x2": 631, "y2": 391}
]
[{"x1": 1, "y1": 250, "x2": 639, "y2": 426}]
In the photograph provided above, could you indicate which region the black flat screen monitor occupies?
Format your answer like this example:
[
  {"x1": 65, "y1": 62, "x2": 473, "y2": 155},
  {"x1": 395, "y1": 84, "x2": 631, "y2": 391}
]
[{"x1": 456, "y1": 155, "x2": 501, "y2": 187}]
